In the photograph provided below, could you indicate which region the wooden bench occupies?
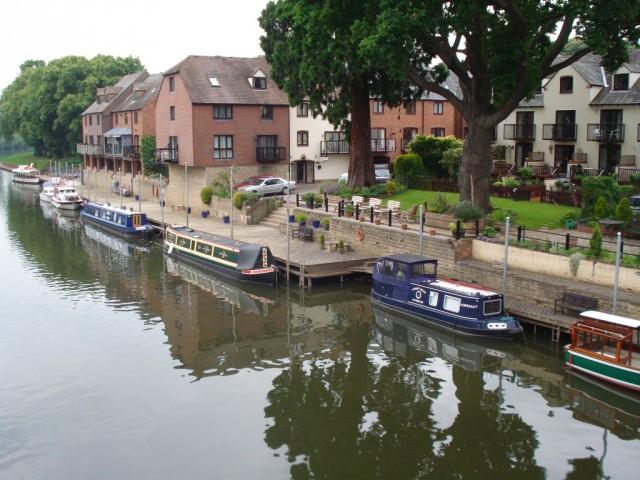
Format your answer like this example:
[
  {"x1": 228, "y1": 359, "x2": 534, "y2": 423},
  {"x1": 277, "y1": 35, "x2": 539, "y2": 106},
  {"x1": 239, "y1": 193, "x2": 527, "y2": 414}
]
[
  {"x1": 292, "y1": 225, "x2": 314, "y2": 242},
  {"x1": 554, "y1": 292, "x2": 598, "y2": 314}
]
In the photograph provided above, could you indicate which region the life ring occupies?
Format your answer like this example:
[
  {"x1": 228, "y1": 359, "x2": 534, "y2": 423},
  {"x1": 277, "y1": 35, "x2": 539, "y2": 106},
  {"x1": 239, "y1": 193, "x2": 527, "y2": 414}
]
[{"x1": 356, "y1": 227, "x2": 365, "y2": 241}]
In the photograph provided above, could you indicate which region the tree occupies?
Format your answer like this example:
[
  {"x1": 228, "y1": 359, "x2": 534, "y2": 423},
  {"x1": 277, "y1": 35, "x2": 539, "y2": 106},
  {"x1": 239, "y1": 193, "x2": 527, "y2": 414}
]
[
  {"x1": 373, "y1": 1, "x2": 639, "y2": 212},
  {"x1": 408, "y1": 134, "x2": 462, "y2": 178},
  {"x1": 0, "y1": 55, "x2": 143, "y2": 158},
  {"x1": 259, "y1": 0, "x2": 419, "y2": 187}
]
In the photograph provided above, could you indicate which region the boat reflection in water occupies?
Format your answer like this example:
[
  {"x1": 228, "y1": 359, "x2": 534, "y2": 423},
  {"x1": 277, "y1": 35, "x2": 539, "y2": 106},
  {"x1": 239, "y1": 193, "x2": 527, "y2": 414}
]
[
  {"x1": 372, "y1": 305, "x2": 513, "y2": 371},
  {"x1": 165, "y1": 256, "x2": 276, "y2": 317},
  {"x1": 41, "y1": 201, "x2": 81, "y2": 230},
  {"x1": 83, "y1": 223, "x2": 150, "y2": 257}
]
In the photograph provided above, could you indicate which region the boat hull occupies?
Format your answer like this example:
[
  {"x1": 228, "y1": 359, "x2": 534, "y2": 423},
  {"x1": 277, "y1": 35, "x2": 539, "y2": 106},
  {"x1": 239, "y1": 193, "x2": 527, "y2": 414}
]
[
  {"x1": 39, "y1": 193, "x2": 53, "y2": 203},
  {"x1": 81, "y1": 211, "x2": 152, "y2": 239},
  {"x1": 52, "y1": 200, "x2": 83, "y2": 210},
  {"x1": 371, "y1": 292, "x2": 521, "y2": 339},
  {"x1": 565, "y1": 348, "x2": 640, "y2": 392},
  {"x1": 12, "y1": 177, "x2": 41, "y2": 185}
]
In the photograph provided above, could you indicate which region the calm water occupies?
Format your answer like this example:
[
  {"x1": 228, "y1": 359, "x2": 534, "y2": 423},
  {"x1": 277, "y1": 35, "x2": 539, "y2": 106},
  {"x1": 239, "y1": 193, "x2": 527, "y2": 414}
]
[{"x1": 1, "y1": 171, "x2": 639, "y2": 480}]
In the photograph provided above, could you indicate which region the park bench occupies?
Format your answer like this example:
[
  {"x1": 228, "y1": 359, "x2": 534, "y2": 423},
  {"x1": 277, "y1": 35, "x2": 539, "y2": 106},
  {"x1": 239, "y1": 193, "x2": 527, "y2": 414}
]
[
  {"x1": 292, "y1": 225, "x2": 314, "y2": 242},
  {"x1": 554, "y1": 292, "x2": 598, "y2": 314}
]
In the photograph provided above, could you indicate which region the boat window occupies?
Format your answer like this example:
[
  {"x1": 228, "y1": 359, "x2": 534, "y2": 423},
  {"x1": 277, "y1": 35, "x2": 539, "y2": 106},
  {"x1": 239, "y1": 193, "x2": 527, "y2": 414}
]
[
  {"x1": 443, "y1": 295, "x2": 461, "y2": 313},
  {"x1": 484, "y1": 299, "x2": 501, "y2": 316},
  {"x1": 396, "y1": 263, "x2": 408, "y2": 280},
  {"x1": 376, "y1": 260, "x2": 384, "y2": 275},
  {"x1": 196, "y1": 242, "x2": 213, "y2": 256},
  {"x1": 429, "y1": 291, "x2": 438, "y2": 307},
  {"x1": 177, "y1": 236, "x2": 191, "y2": 249},
  {"x1": 383, "y1": 260, "x2": 394, "y2": 276},
  {"x1": 166, "y1": 232, "x2": 176, "y2": 244}
]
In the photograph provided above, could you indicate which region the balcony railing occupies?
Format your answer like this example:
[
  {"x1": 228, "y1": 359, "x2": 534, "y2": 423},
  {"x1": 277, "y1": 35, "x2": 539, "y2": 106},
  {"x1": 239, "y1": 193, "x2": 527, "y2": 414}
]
[
  {"x1": 77, "y1": 143, "x2": 103, "y2": 156},
  {"x1": 371, "y1": 139, "x2": 396, "y2": 152},
  {"x1": 104, "y1": 144, "x2": 123, "y2": 156},
  {"x1": 586, "y1": 124, "x2": 625, "y2": 142},
  {"x1": 320, "y1": 141, "x2": 350, "y2": 155},
  {"x1": 124, "y1": 145, "x2": 140, "y2": 158},
  {"x1": 542, "y1": 124, "x2": 577, "y2": 141},
  {"x1": 256, "y1": 146, "x2": 286, "y2": 163},
  {"x1": 503, "y1": 124, "x2": 536, "y2": 141},
  {"x1": 156, "y1": 147, "x2": 179, "y2": 163}
]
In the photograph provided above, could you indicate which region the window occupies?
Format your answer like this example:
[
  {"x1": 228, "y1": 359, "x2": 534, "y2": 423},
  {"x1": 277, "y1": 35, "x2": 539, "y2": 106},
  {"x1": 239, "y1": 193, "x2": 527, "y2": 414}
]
[
  {"x1": 297, "y1": 130, "x2": 309, "y2": 146},
  {"x1": 560, "y1": 76, "x2": 573, "y2": 93},
  {"x1": 484, "y1": 299, "x2": 502, "y2": 316},
  {"x1": 254, "y1": 77, "x2": 267, "y2": 89},
  {"x1": 261, "y1": 105, "x2": 273, "y2": 120},
  {"x1": 428, "y1": 291, "x2": 439, "y2": 307},
  {"x1": 325, "y1": 131, "x2": 346, "y2": 142},
  {"x1": 297, "y1": 103, "x2": 309, "y2": 117},
  {"x1": 443, "y1": 295, "x2": 461, "y2": 313},
  {"x1": 170, "y1": 106, "x2": 175, "y2": 121},
  {"x1": 431, "y1": 128, "x2": 445, "y2": 137},
  {"x1": 168, "y1": 136, "x2": 178, "y2": 150},
  {"x1": 433, "y1": 101, "x2": 443, "y2": 115},
  {"x1": 114, "y1": 115, "x2": 119, "y2": 126},
  {"x1": 373, "y1": 100, "x2": 384, "y2": 114},
  {"x1": 88, "y1": 135, "x2": 93, "y2": 145},
  {"x1": 169, "y1": 77, "x2": 175, "y2": 92},
  {"x1": 406, "y1": 101, "x2": 416, "y2": 115},
  {"x1": 213, "y1": 135, "x2": 233, "y2": 159},
  {"x1": 97, "y1": 115, "x2": 100, "y2": 125},
  {"x1": 213, "y1": 105, "x2": 233, "y2": 120},
  {"x1": 613, "y1": 73, "x2": 629, "y2": 91},
  {"x1": 89, "y1": 116, "x2": 92, "y2": 126},
  {"x1": 208, "y1": 76, "x2": 220, "y2": 87},
  {"x1": 124, "y1": 113, "x2": 128, "y2": 125},
  {"x1": 133, "y1": 112, "x2": 138, "y2": 124}
]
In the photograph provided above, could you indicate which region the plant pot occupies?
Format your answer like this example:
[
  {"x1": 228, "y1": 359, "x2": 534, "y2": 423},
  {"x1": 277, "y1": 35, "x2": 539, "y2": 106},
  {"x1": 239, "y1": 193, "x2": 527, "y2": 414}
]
[
  {"x1": 306, "y1": 201, "x2": 314, "y2": 208},
  {"x1": 401, "y1": 224, "x2": 408, "y2": 230},
  {"x1": 134, "y1": 195, "x2": 140, "y2": 201},
  {"x1": 451, "y1": 230, "x2": 465, "y2": 239},
  {"x1": 359, "y1": 216, "x2": 365, "y2": 222},
  {"x1": 223, "y1": 216, "x2": 230, "y2": 224},
  {"x1": 289, "y1": 215, "x2": 295, "y2": 222},
  {"x1": 298, "y1": 221, "x2": 306, "y2": 227},
  {"x1": 374, "y1": 219, "x2": 381, "y2": 225},
  {"x1": 159, "y1": 200, "x2": 165, "y2": 207},
  {"x1": 186, "y1": 207, "x2": 191, "y2": 214},
  {"x1": 312, "y1": 220, "x2": 320, "y2": 228},
  {"x1": 429, "y1": 229, "x2": 436, "y2": 236},
  {"x1": 345, "y1": 211, "x2": 354, "y2": 218},
  {"x1": 323, "y1": 224, "x2": 330, "y2": 231},
  {"x1": 201, "y1": 211, "x2": 209, "y2": 218}
]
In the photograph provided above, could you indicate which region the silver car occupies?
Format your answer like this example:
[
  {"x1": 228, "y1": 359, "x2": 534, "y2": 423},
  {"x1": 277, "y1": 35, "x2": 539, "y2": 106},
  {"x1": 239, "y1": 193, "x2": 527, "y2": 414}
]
[{"x1": 239, "y1": 177, "x2": 296, "y2": 196}]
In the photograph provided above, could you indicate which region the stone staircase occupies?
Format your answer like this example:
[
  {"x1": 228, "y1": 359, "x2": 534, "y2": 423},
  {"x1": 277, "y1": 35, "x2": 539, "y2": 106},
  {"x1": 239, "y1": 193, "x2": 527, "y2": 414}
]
[{"x1": 260, "y1": 207, "x2": 290, "y2": 229}]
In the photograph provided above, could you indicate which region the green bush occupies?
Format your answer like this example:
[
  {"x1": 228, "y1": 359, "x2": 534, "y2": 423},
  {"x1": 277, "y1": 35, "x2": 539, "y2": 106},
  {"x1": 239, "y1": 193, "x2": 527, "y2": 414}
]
[
  {"x1": 593, "y1": 195, "x2": 610, "y2": 219},
  {"x1": 615, "y1": 197, "x2": 633, "y2": 226},
  {"x1": 482, "y1": 226, "x2": 497, "y2": 238},
  {"x1": 394, "y1": 153, "x2": 426, "y2": 187},
  {"x1": 385, "y1": 180, "x2": 398, "y2": 195},
  {"x1": 233, "y1": 191, "x2": 256, "y2": 209},
  {"x1": 452, "y1": 201, "x2": 483, "y2": 221},
  {"x1": 589, "y1": 226, "x2": 603, "y2": 259},
  {"x1": 211, "y1": 169, "x2": 231, "y2": 198},
  {"x1": 200, "y1": 186, "x2": 213, "y2": 205},
  {"x1": 294, "y1": 213, "x2": 307, "y2": 224},
  {"x1": 580, "y1": 175, "x2": 623, "y2": 219}
]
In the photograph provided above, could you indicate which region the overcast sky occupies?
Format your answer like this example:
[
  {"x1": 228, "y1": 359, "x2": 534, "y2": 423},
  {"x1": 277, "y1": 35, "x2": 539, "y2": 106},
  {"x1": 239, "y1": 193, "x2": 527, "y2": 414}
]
[{"x1": 2, "y1": 0, "x2": 271, "y2": 92}]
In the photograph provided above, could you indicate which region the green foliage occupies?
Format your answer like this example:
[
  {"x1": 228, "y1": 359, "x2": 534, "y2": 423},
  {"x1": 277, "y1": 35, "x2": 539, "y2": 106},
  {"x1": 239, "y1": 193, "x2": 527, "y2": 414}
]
[
  {"x1": 482, "y1": 226, "x2": 497, "y2": 238},
  {"x1": 393, "y1": 153, "x2": 426, "y2": 187},
  {"x1": 320, "y1": 217, "x2": 330, "y2": 227},
  {"x1": 294, "y1": 213, "x2": 307, "y2": 224},
  {"x1": 593, "y1": 195, "x2": 610, "y2": 219},
  {"x1": 274, "y1": 199, "x2": 283, "y2": 208},
  {"x1": 211, "y1": 169, "x2": 231, "y2": 198},
  {"x1": 518, "y1": 167, "x2": 534, "y2": 182},
  {"x1": 615, "y1": 197, "x2": 633, "y2": 226},
  {"x1": 580, "y1": 176, "x2": 623, "y2": 219},
  {"x1": 319, "y1": 181, "x2": 340, "y2": 195},
  {"x1": 385, "y1": 180, "x2": 398, "y2": 195},
  {"x1": 491, "y1": 144, "x2": 507, "y2": 160},
  {"x1": 440, "y1": 146, "x2": 463, "y2": 180},
  {"x1": 407, "y1": 135, "x2": 462, "y2": 178},
  {"x1": 589, "y1": 227, "x2": 603, "y2": 259},
  {"x1": 630, "y1": 173, "x2": 640, "y2": 188},
  {"x1": 142, "y1": 136, "x2": 167, "y2": 177},
  {"x1": 233, "y1": 191, "x2": 257, "y2": 210},
  {"x1": 200, "y1": 186, "x2": 213, "y2": 205},
  {"x1": 452, "y1": 201, "x2": 483, "y2": 221},
  {"x1": 344, "y1": 204, "x2": 356, "y2": 212},
  {"x1": 319, "y1": 233, "x2": 325, "y2": 243},
  {"x1": 0, "y1": 55, "x2": 143, "y2": 157},
  {"x1": 430, "y1": 193, "x2": 452, "y2": 214},
  {"x1": 504, "y1": 177, "x2": 521, "y2": 188},
  {"x1": 488, "y1": 206, "x2": 519, "y2": 224},
  {"x1": 301, "y1": 192, "x2": 316, "y2": 202}
]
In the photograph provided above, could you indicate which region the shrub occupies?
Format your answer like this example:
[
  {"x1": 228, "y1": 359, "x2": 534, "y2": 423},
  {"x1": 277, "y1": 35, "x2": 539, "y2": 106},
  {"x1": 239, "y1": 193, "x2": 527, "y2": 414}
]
[
  {"x1": 439, "y1": 146, "x2": 462, "y2": 180},
  {"x1": 294, "y1": 213, "x2": 307, "y2": 224},
  {"x1": 274, "y1": 199, "x2": 283, "y2": 208},
  {"x1": 394, "y1": 153, "x2": 426, "y2": 187},
  {"x1": 452, "y1": 201, "x2": 483, "y2": 221},
  {"x1": 385, "y1": 180, "x2": 398, "y2": 195},
  {"x1": 569, "y1": 253, "x2": 585, "y2": 276},
  {"x1": 211, "y1": 169, "x2": 231, "y2": 198},
  {"x1": 319, "y1": 233, "x2": 325, "y2": 243},
  {"x1": 488, "y1": 206, "x2": 519, "y2": 224},
  {"x1": 615, "y1": 197, "x2": 633, "y2": 226},
  {"x1": 580, "y1": 175, "x2": 623, "y2": 219},
  {"x1": 589, "y1": 227, "x2": 603, "y2": 259},
  {"x1": 320, "y1": 217, "x2": 330, "y2": 227},
  {"x1": 200, "y1": 186, "x2": 213, "y2": 205},
  {"x1": 482, "y1": 226, "x2": 497, "y2": 238},
  {"x1": 431, "y1": 193, "x2": 452, "y2": 214},
  {"x1": 232, "y1": 191, "x2": 256, "y2": 209},
  {"x1": 504, "y1": 177, "x2": 521, "y2": 188},
  {"x1": 630, "y1": 173, "x2": 640, "y2": 189},
  {"x1": 319, "y1": 181, "x2": 339, "y2": 195},
  {"x1": 301, "y1": 192, "x2": 316, "y2": 203},
  {"x1": 518, "y1": 166, "x2": 534, "y2": 182},
  {"x1": 593, "y1": 195, "x2": 610, "y2": 219}
]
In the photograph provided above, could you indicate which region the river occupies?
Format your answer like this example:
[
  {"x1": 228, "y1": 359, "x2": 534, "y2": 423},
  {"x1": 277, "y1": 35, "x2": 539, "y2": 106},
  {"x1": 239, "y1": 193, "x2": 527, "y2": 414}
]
[{"x1": 1, "y1": 171, "x2": 639, "y2": 479}]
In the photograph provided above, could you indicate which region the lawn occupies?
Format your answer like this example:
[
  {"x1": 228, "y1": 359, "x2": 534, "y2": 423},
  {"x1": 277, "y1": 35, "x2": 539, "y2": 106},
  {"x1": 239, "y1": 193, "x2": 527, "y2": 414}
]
[
  {"x1": 391, "y1": 189, "x2": 578, "y2": 230},
  {"x1": 0, "y1": 152, "x2": 78, "y2": 171}
]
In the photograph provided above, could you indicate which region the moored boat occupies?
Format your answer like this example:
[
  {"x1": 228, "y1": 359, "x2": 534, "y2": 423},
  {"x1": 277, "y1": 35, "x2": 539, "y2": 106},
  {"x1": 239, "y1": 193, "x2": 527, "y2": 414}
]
[
  {"x1": 39, "y1": 178, "x2": 61, "y2": 203},
  {"x1": 51, "y1": 184, "x2": 83, "y2": 210},
  {"x1": 81, "y1": 201, "x2": 153, "y2": 238},
  {"x1": 12, "y1": 164, "x2": 42, "y2": 185},
  {"x1": 371, "y1": 254, "x2": 522, "y2": 339},
  {"x1": 565, "y1": 310, "x2": 640, "y2": 392},
  {"x1": 164, "y1": 224, "x2": 278, "y2": 285}
]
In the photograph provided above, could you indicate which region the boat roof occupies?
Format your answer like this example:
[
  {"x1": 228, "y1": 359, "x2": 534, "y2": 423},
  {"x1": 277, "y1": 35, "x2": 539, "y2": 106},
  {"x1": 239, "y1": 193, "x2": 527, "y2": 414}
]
[
  {"x1": 377, "y1": 254, "x2": 438, "y2": 264},
  {"x1": 168, "y1": 224, "x2": 257, "y2": 251},
  {"x1": 85, "y1": 201, "x2": 145, "y2": 215},
  {"x1": 431, "y1": 279, "x2": 499, "y2": 297},
  {"x1": 580, "y1": 310, "x2": 640, "y2": 329},
  {"x1": 12, "y1": 165, "x2": 40, "y2": 173}
]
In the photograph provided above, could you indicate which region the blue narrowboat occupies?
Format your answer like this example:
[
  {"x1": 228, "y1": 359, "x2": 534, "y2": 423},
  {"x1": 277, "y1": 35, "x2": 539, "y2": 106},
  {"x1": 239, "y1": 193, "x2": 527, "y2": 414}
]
[
  {"x1": 371, "y1": 254, "x2": 522, "y2": 339},
  {"x1": 164, "y1": 225, "x2": 278, "y2": 285},
  {"x1": 81, "y1": 201, "x2": 153, "y2": 239}
]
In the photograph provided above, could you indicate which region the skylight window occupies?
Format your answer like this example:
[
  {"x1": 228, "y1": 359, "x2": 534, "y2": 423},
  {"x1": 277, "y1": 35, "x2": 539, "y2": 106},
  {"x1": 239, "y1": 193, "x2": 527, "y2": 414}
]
[{"x1": 209, "y1": 76, "x2": 220, "y2": 87}]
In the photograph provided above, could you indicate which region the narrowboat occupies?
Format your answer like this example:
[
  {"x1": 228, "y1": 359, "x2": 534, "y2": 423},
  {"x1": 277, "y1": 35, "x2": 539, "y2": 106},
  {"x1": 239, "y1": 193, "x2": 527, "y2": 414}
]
[
  {"x1": 164, "y1": 224, "x2": 278, "y2": 285},
  {"x1": 12, "y1": 164, "x2": 42, "y2": 185},
  {"x1": 81, "y1": 201, "x2": 153, "y2": 238},
  {"x1": 565, "y1": 310, "x2": 640, "y2": 392},
  {"x1": 373, "y1": 306, "x2": 513, "y2": 370},
  {"x1": 371, "y1": 254, "x2": 522, "y2": 339}
]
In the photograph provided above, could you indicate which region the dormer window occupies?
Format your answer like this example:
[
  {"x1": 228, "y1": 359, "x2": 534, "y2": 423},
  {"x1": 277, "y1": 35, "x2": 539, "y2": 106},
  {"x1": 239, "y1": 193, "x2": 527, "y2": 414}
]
[
  {"x1": 169, "y1": 77, "x2": 175, "y2": 92},
  {"x1": 254, "y1": 77, "x2": 267, "y2": 89},
  {"x1": 613, "y1": 73, "x2": 629, "y2": 91},
  {"x1": 209, "y1": 76, "x2": 220, "y2": 87}
]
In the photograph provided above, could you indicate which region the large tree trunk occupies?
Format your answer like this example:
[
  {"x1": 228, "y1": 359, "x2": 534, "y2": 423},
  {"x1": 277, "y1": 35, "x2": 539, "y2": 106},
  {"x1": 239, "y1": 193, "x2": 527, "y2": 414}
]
[
  {"x1": 348, "y1": 79, "x2": 374, "y2": 187},
  {"x1": 459, "y1": 122, "x2": 494, "y2": 214}
]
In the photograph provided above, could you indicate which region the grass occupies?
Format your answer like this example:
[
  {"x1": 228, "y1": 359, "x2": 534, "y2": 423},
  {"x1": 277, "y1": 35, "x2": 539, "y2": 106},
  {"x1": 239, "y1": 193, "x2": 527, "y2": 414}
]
[
  {"x1": 390, "y1": 189, "x2": 578, "y2": 230},
  {"x1": 0, "y1": 152, "x2": 79, "y2": 171}
]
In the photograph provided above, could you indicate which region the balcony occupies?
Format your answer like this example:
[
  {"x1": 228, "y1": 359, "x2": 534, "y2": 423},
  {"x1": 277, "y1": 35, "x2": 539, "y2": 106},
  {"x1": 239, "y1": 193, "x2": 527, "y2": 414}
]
[
  {"x1": 542, "y1": 124, "x2": 577, "y2": 141},
  {"x1": 104, "y1": 143, "x2": 123, "y2": 157},
  {"x1": 371, "y1": 139, "x2": 396, "y2": 153},
  {"x1": 503, "y1": 124, "x2": 536, "y2": 141},
  {"x1": 320, "y1": 141, "x2": 350, "y2": 155},
  {"x1": 77, "y1": 143, "x2": 103, "y2": 156},
  {"x1": 155, "y1": 147, "x2": 179, "y2": 163},
  {"x1": 256, "y1": 146, "x2": 286, "y2": 163},
  {"x1": 587, "y1": 124, "x2": 625, "y2": 142},
  {"x1": 123, "y1": 145, "x2": 140, "y2": 158}
]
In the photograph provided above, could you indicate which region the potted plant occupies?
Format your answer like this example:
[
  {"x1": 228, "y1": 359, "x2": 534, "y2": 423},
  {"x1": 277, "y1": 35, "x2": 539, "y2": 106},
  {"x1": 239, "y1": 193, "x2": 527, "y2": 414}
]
[
  {"x1": 223, "y1": 214, "x2": 230, "y2": 224},
  {"x1": 344, "y1": 204, "x2": 355, "y2": 217},
  {"x1": 288, "y1": 214, "x2": 296, "y2": 222},
  {"x1": 201, "y1": 210, "x2": 210, "y2": 218},
  {"x1": 358, "y1": 215, "x2": 365, "y2": 222},
  {"x1": 374, "y1": 217, "x2": 381, "y2": 225},
  {"x1": 319, "y1": 233, "x2": 325, "y2": 247},
  {"x1": 337, "y1": 239, "x2": 344, "y2": 253},
  {"x1": 312, "y1": 219, "x2": 321, "y2": 228},
  {"x1": 320, "y1": 217, "x2": 330, "y2": 230},
  {"x1": 449, "y1": 221, "x2": 464, "y2": 238},
  {"x1": 301, "y1": 192, "x2": 316, "y2": 208},
  {"x1": 401, "y1": 223, "x2": 408, "y2": 230},
  {"x1": 295, "y1": 213, "x2": 307, "y2": 226}
]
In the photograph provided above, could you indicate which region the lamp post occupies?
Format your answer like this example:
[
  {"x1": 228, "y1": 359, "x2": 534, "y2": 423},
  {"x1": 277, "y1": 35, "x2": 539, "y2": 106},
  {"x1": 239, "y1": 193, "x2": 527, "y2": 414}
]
[
  {"x1": 184, "y1": 162, "x2": 189, "y2": 227},
  {"x1": 502, "y1": 216, "x2": 510, "y2": 299},
  {"x1": 230, "y1": 167, "x2": 234, "y2": 240},
  {"x1": 613, "y1": 231, "x2": 621, "y2": 314}
]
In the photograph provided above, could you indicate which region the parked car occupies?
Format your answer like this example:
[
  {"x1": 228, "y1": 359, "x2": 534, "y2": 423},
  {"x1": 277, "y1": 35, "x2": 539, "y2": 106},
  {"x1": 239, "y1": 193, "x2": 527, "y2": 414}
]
[
  {"x1": 630, "y1": 194, "x2": 640, "y2": 216},
  {"x1": 375, "y1": 167, "x2": 391, "y2": 183},
  {"x1": 238, "y1": 177, "x2": 296, "y2": 196},
  {"x1": 233, "y1": 175, "x2": 271, "y2": 190}
]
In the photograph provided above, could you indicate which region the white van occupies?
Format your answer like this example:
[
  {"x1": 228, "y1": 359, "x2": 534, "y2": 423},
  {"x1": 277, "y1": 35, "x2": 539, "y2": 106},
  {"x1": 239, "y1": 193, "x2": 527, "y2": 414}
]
[{"x1": 629, "y1": 195, "x2": 640, "y2": 215}]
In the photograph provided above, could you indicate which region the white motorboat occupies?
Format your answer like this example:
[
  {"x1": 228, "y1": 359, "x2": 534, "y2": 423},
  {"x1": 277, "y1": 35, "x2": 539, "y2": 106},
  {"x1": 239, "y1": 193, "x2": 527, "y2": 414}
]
[
  {"x1": 12, "y1": 164, "x2": 42, "y2": 185},
  {"x1": 39, "y1": 178, "x2": 61, "y2": 203},
  {"x1": 51, "y1": 184, "x2": 83, "y2": 210}
]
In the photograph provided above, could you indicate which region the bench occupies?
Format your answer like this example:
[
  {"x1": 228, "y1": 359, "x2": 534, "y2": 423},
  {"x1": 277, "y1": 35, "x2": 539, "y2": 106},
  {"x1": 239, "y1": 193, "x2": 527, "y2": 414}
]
[
  {"x1": 292, "y1": 225, "x2": 314, "y2": 242},
  {"x1": 554, "y1": 292, "x2": 598, "y2": 314}
]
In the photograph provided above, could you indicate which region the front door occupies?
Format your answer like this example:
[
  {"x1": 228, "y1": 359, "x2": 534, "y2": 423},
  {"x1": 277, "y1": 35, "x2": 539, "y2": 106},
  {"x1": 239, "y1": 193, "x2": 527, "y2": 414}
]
[
  {"x1": 599, "y1": 144, "x2": 621, "y2": 174},
  {"x1": 554, "y1": 145, "x2": 574, "y2": 174}
]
